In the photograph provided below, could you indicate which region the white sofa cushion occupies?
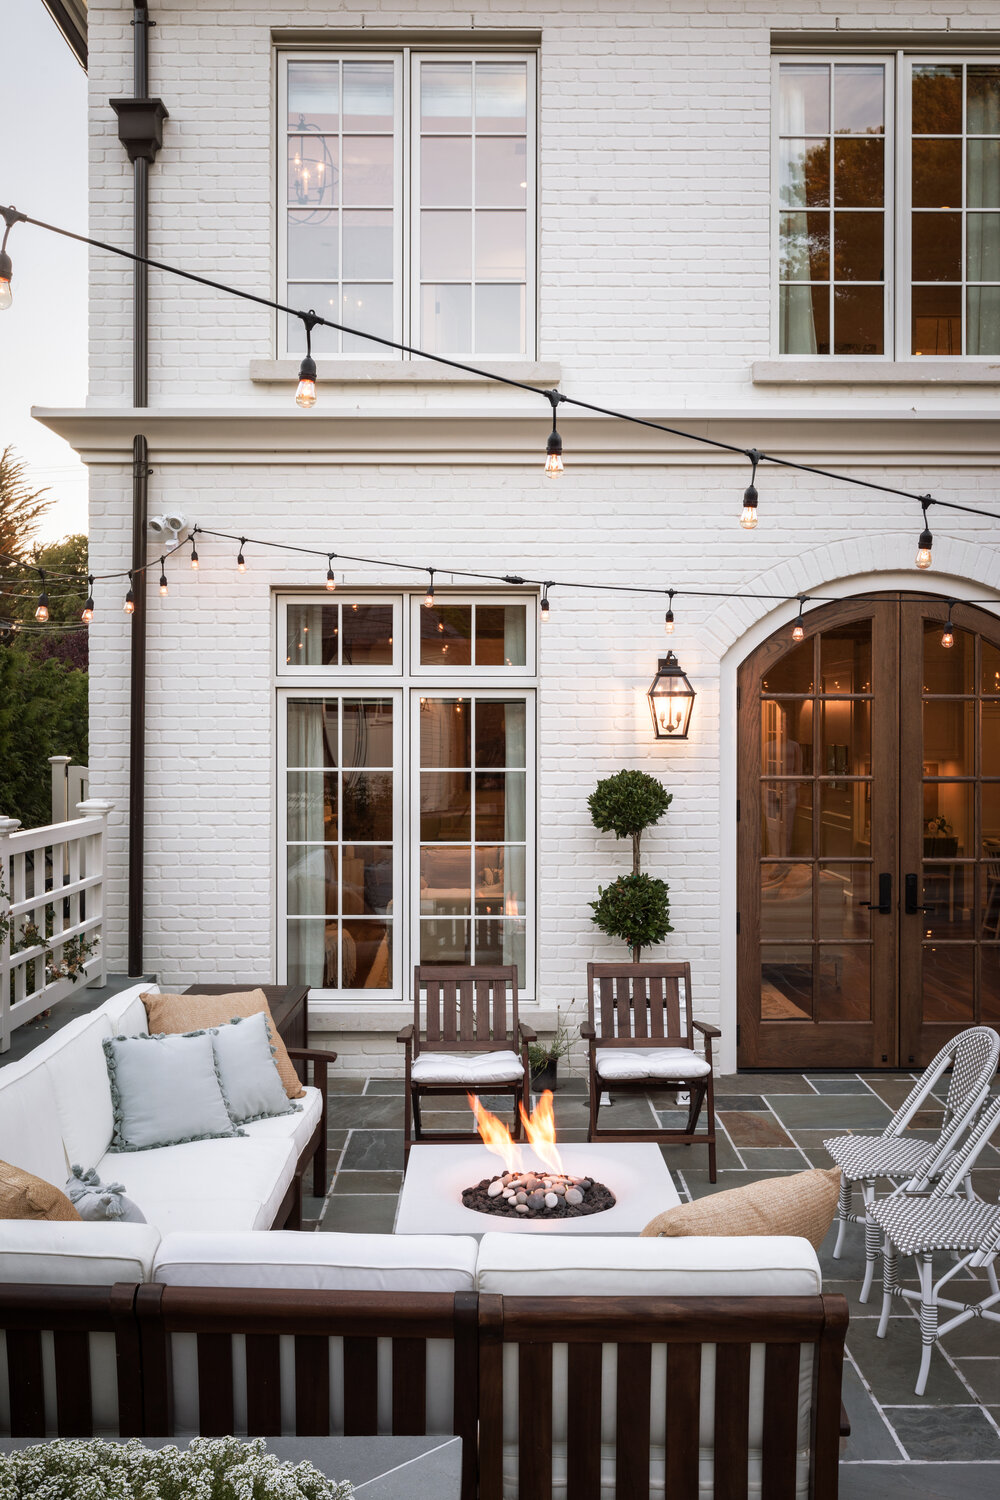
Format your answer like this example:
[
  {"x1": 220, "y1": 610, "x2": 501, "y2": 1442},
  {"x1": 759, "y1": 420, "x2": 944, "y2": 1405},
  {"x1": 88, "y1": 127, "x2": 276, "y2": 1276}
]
[
  {"x1": 411, "y1": 1049, "x2": 524, "y2": 1085},
  {"x1": 43, "y1": 1012, "x2": 116, "y2": 1169},
  {"x1": 153, "y1": 1231, "x2": 478, "y2": 1292},
  {"x1": 0, "y1": 1220, "x2": 161, "y2": 1284},
  {"x1": 595, "y1": 1046, "x2": 712, "y2": 1081},
  {"x1": 239, "y1": 1084, "x2": 322, "y2": 1156},
  {"x1": 475, "y1": 1233, "x2": 822, "y2": 1296},
  {"x1": 101, "y1": 981, "x2": 157, "y2": 1037},
  {"x1": 96, "y1": 1137, "x2": 298, "y2": 1234},
  {"x1": 0, "y1": 1057, "x2": 69, "y2": 1187}
]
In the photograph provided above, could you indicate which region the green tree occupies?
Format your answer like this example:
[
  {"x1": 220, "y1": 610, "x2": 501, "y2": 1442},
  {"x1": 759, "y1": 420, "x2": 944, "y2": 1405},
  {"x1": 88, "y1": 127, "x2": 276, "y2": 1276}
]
[
  {"x1": 0, "y1": 447, "x2": 52, "y2": 561},
  {"x1": 0, "y1": 649, "x2": 88, "y2": 829},
  {"x1": 588, "y1": 770, "x2": 673, "y2": 962}
]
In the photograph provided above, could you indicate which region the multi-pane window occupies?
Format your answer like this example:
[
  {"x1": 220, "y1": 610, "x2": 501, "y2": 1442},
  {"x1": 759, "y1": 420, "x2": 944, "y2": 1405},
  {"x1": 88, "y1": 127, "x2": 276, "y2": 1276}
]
[
  {"x1": 774, "y1": 55, "x2": 1000, "y2": 357},
  {"x1": 279, "y1": 51, "x2": 536, "y2": 359},
  {"x1": 278, "y1": 594, "x2": 535, "y2": 999}
]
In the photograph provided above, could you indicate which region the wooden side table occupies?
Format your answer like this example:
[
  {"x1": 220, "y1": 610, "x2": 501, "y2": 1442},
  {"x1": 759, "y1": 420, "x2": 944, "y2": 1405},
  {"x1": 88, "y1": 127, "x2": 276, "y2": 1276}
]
[{"x1": 182, "y1": 983, "x2": 309, "y2": 1065}]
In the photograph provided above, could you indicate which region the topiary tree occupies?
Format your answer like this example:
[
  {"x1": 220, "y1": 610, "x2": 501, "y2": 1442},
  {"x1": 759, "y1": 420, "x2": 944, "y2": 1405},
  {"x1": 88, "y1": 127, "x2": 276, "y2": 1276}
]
[{"x1": 588, "y1": 769, "x2": 673, "y2": 961}]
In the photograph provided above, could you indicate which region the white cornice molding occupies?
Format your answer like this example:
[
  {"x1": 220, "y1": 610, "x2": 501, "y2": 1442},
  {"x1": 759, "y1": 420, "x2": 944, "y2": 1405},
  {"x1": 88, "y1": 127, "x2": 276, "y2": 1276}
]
[{"x1": 32, "y1": 406, "x2": 1000, "y2": 469}]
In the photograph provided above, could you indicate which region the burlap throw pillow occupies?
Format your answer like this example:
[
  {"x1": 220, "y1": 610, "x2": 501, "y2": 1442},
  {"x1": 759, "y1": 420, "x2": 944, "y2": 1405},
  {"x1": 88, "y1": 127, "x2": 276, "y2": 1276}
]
[
  {"x1": 0, "y1": 1160, "x2": 82, "y2": 1222},
  {"x1": 640, "y1": 1166, "x2": 841, "y2": 1250},
  {"x1": 142, "y1": 990, "x2": 305, "y2": 1099}
]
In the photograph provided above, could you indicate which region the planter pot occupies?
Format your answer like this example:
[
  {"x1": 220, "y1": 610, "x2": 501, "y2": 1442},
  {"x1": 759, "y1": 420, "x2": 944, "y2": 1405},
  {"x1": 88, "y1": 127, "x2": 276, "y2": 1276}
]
[{"x1": 530, "y1": 1060, "x2": 558, "y2": 1093}]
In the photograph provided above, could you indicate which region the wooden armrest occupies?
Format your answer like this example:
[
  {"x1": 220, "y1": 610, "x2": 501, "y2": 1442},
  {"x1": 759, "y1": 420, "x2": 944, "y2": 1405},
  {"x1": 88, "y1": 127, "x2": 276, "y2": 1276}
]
[
  {"x1": 518, "y1": 1021, "x2": 537, "y2": 1042},
  {"x1": 579, "y1": 1021, "x2": 596, "y2": 1040},
  {"x1": 692, "y1": 1020, "x2": 721, "y2": 1038},
  {"x1": 285, "y1": 1047, "x2": 338, "y2": 1064},
  {"x1": 397, "y1": 1023, "x2": 415, "y2": 1045},
  {"x1": 839, "y1": 1401, "x2": 851, "y2": 1439}
]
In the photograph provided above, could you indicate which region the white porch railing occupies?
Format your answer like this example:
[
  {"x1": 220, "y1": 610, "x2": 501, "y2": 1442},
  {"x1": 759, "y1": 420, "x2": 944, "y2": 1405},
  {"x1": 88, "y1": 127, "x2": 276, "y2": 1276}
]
[{"x1": 0, "y1": 801, "x2": 113, "y2": 1053}]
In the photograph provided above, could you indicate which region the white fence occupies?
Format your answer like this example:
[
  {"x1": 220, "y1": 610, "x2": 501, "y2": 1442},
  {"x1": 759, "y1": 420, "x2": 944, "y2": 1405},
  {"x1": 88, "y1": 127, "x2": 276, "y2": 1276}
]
[
  {"x1": 48, "y1": 756, "x2": 90, "y2": 825},
  {"x1": 0, "y1": 801, "x2": 113, "y2": 1052}
]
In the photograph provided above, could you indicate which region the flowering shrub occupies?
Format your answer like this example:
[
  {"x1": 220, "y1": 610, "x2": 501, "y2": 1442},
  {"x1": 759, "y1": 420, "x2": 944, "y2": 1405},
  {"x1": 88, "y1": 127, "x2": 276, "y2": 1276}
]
[{"x1": 0, "y1": 1435, "x2": 354, "y2": 1499}]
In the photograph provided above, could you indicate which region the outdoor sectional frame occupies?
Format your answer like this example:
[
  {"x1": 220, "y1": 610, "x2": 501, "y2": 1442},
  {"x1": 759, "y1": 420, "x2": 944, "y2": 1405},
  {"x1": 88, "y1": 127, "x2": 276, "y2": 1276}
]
[{"x1": 0, "y1": 1282, "x2": 849, "y2": 1500}]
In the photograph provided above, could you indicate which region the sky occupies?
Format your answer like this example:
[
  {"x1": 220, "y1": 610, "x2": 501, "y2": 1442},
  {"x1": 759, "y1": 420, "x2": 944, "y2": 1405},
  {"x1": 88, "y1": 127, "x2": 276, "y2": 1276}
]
[{"x1": 0, "y1": 0, "x2": 88, "y2": 543}]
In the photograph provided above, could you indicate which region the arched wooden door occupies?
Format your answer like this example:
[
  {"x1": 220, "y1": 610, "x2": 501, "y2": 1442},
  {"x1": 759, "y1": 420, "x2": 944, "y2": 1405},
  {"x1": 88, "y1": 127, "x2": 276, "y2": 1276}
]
[{"x1": 738, "y1": 594, "x2": 1000, "y2": 1069}]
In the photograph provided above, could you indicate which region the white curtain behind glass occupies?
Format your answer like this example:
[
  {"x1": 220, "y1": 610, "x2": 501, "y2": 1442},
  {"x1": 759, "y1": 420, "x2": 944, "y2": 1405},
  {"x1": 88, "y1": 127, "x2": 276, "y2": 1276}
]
[
  {"x1": 287, "y1": 700, "x2": 333, "y2": 985},
  {"x1": 502, "y1": 701, "x2": 526, "y2": 977},
  {"x1": 779, "y1": 72, "x2": 820, "y2": 355},
  {"x1": 967, "y1": 77, "x2": 1000, "y2": 354}
]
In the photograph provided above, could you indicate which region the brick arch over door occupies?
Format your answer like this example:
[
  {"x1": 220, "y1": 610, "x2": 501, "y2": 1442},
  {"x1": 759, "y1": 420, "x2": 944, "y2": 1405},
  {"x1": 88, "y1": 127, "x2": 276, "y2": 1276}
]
[{"x1": 737, "y1": 592, "x2": 1000, "y2": 1070}]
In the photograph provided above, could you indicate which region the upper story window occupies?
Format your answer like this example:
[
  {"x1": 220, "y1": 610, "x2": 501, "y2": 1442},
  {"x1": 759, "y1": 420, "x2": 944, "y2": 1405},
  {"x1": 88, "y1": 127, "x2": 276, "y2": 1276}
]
[
  {"x1": 774, "y1": 55, "x2": 1000, "y2": 357},
  {"x1": 279, "y1": 50, "x2": 536, "y2": 360}
]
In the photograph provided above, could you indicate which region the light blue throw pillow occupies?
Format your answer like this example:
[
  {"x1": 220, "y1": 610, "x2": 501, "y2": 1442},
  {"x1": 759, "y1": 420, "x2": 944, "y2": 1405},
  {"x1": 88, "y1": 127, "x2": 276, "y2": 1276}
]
[
  {"x1": 212, "y1": 1013, "x2": 298, "y2": 1125},
  {"x1": 66, "y1": 1164, "x2": 146, "y2": 1222},
  {"x1": 103, "y1": 1031, "x2": 243, "y2": 1152}
]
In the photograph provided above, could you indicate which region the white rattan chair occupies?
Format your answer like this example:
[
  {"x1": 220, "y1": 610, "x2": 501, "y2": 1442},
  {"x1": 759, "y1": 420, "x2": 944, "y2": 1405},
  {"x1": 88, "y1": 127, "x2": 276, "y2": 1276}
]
[
  {"x1": 868, "y1": 1091, "x2": 1000, "y2": 1394},
  {"x1": 824, "y1": 1026, "x2": 999, "y2": 1302}
]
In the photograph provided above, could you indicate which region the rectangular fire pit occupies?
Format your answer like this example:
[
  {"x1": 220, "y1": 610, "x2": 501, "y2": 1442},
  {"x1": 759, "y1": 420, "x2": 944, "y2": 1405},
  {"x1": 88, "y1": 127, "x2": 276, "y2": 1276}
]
[{"x1": 394, "y1": 1143, "x2": 679, "y2": 1237}]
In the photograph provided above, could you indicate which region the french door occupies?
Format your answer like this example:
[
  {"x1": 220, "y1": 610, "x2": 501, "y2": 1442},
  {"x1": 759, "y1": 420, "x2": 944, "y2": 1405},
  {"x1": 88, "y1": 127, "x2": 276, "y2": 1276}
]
[{"x1": 738, "y1": 594, "x2": 1000, "y2": 1069}]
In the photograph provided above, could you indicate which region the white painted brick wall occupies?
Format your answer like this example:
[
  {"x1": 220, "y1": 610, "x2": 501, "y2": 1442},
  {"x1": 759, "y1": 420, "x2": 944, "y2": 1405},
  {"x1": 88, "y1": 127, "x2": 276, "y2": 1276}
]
[{"x1": 73, "y1": 2, "x2": 1000, "y2": 1075}]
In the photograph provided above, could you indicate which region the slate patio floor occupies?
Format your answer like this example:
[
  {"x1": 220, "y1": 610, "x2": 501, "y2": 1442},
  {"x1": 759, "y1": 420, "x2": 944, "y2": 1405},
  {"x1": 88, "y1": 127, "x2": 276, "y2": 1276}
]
[{"x1": 306, "y1": 1069, "x2": 1000, "y2": 1499}]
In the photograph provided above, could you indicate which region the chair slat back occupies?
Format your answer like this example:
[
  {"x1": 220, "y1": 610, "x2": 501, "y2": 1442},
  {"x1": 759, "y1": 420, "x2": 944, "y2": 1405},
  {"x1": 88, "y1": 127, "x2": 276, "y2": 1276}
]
[
  {"x1": 883, "y1": 1026, "x2": 999, "y2": 1140},
  {"x1": 932, "y1": 1090, "x2": 1000, "y2": 1198},
  {"x1": 414, "y1": 965, "x2": 518, "y2": 1052},
  {"x1": 587, "y1": 962, "x2": 693, "y2": 1048}
]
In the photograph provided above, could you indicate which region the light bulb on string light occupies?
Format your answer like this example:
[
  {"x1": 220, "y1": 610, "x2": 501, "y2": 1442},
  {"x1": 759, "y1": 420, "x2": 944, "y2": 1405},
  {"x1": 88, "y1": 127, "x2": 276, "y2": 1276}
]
[
  {"x1": 791, "y1": 596, "x2": 807, "y2": 643},
  {"x1": 34, "y1": 570, "x2": 49, "y2": 623},
  {"x1": 540, "y1": 584, "x2": 552, "y2": 622},
  {"x1": 740, "y1": 448, "x2": 760, "y2": 530},
  {"x1": 916, "y1": 499, "x2": 934, "y2": 570},
  {"x1": 941, "y1": 604, "x2": 955, "y2": 649},
  {"x1": 123, "y1": 572, "x2": 135, "y2": 616},
  {"x1": 81, "y1": 576, "x2": 95, "y2": 625},
  {"x1": 237, "y1": 538, "x2": 247, "y2": 573},
  {"x1": 544, "y1": 391, "x2": 564, "y2": 476},
  {"x1": 423, "y1": 568, "x2": 436, "y2": 608},
  {"x1": 325, "y1": 554, "x2": 337, "y2": 591},
  {"x1": 0, "y1": 206, "x2": 23, "y2": 312},
  {"x1": 190, "y1": 535, "x2": 199, "y2": 570},
  {"x1": 664, "y1": 588, "x2": 675, "y2": 635},
  {"x1": 295, "y1": 311, "x2": 318, "y2": 409},
  {"x1": 159, "y1": 560, "x2": 169, "y2": 597}
]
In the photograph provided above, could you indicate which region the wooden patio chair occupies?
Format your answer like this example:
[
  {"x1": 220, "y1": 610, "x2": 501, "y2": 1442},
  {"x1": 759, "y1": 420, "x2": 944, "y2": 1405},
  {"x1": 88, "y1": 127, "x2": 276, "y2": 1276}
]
[
  {"x1": 582, "y1": 961, "x2": 720, "y2": 1180},
  {"x1": 398, "y1": 964, "x2": 535, "y2": 1162}
]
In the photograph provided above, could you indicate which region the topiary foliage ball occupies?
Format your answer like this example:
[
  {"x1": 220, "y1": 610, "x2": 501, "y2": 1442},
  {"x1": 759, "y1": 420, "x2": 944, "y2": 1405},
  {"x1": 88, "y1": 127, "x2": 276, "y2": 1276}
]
[
  {"x1": 588, "y1": 770, "x2": 672, "y2": 840},
  {"x1": 590, "y1": 873, "x2": 673, "y2": 957}
]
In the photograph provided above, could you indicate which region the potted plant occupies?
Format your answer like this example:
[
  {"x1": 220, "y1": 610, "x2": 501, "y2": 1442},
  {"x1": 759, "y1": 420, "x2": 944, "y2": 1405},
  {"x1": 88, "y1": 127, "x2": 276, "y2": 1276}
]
[
  {"x1": 527, "y1": 1002, "x2": 576, "y2": 1092},
  {"x1": 924, "y1": 816, "x2": 958, "y2": 858},
  {"x1": 588, "y1": 769, "x2": 673, "y2": 961}
]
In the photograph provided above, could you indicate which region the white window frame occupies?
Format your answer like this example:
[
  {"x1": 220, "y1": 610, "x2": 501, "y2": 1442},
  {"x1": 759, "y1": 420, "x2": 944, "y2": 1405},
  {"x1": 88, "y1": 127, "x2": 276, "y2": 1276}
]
[
  {"x1": 275, "y1": 590, "x2": 538, "y2": 1002},
  {"x1": 770, "y1": 53, "x2": 896, "y2": 359},
  {"x1": 276, "y1": 47, "x2": 538, "y2": 361}
]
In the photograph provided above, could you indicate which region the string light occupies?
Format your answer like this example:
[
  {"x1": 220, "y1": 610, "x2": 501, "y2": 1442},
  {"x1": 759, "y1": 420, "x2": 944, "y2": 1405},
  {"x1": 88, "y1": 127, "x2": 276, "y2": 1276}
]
[
  {"x1": 34, "y1": 570, "x2": 49, "y2": 622},
  {"x1": 190, "y1": 536, "x2": 199, "y2": 570},
  {"x1": 740, "y1": 449, "x2": 760, "y2": 530},
  {"x1": 664, "y1": 588, "x2": 675, "y2": 635},
  {"x1": 295, "y1": 312, "x2": 318, "y2": 409},
  {"x1": 916, "y1": 499, "x2": 934, "y2": 570},
  {"x1": 159, "y1": 560, "x2": 168, "y2": 597},
  {"x1": 540, "y1": 584, "x2": 552, "y2": 622},
  {"x1": 325, "y1": 554, "x2": 337, "y2": 591},
  {"x1": 123, "y1": 571, "x2": 135, "y2": 615},
  {"x1": 424, "y1": 567, "x2": 436, "y2": 608},
  {"x1": 0, "y1": 206, "x2": 24, "y2": 312},
  {"x1": 237, "y1": 538, "x2": 247, "y2": 572},
  {"x1": 942, "y1": 603, "x2": 955, "y2": 649},
  {"x1": 545, "y1": 392, "x2": 564, "y2": 477},
  {"x1": 792, "y1": 596, "x2": 807, "y2": 642},
  {"x1": 81, "y1": 576, "x2": 95, "y2": 624}
]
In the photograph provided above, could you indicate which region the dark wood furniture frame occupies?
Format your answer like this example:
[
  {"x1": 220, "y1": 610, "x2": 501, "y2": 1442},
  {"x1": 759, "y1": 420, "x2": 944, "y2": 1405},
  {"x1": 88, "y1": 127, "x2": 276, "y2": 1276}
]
[
  {"x1": 398, "y1": 965, "x2": 535, "y2": 1162},
  {"x1": 582, "y1": 961, "x2": 720, "y2": 1181},
  {"x1": 181, "y1": 983, "x2": 335, "y2": 1208},
  {"x1": 0, "y1": 1282, "x2": 849, "y2": 1500}
]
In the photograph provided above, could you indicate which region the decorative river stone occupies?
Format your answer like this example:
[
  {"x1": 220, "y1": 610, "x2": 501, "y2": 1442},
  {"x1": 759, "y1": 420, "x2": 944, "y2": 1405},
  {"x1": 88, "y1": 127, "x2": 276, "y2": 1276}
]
[{"x1": 462, "y1": 1172, "x2": 616, "y2": 1220}]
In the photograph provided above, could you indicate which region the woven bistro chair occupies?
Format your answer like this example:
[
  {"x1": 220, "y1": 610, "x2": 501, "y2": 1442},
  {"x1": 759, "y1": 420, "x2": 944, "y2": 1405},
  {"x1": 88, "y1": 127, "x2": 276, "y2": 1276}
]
[
  {"x1": 398, "y1": 964, "x2": 534, "y2": 1163},
  {"x1": 824, "y1": 1026, "x2": 999, "y2": 1302},
  {"x1": 868, "y1": 1092, "x2": 1000, "y2": 1395},
  {"x1": 582, "y1": 961, "x2": 720, "y2": 1181}
]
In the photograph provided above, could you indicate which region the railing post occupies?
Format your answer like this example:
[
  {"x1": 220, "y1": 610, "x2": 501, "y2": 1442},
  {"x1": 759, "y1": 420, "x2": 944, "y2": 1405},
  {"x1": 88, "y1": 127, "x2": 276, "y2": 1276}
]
[
  {"x1": 75, "y1": 800, "x2": 114, "y2": 989},
  {"x1": 48, "y1": 756, "x2": 72, "y2": 825},
  {"x1": 0, "y1": 818, "x2": 22, "y2": 1053}
]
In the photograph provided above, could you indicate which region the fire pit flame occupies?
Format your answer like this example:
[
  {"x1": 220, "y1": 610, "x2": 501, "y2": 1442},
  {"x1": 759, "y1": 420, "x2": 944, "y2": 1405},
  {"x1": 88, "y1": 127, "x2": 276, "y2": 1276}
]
[
  {"x1": 467, "y1": 1091, "x2": 521, "y2": 1174},
  {"x1": 463, "y1": 1089, "x2": 616, "y2": 1220},
  {"x1": 467, "y1": 1089, "x2": 565, "y2": 1177}
]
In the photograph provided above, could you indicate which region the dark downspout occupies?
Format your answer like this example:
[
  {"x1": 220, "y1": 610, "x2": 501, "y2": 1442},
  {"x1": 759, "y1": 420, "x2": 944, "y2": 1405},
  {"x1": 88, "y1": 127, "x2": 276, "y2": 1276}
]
[{"x1": 110, "y1": 9, "x2": 168, "y2": 975}]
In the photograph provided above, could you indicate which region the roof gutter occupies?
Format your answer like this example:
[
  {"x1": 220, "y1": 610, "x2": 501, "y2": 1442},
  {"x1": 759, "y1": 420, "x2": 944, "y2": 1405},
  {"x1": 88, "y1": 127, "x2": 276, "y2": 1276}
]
[{"x1": 38, "y1": 0, "x2": 88, "y2": 71}]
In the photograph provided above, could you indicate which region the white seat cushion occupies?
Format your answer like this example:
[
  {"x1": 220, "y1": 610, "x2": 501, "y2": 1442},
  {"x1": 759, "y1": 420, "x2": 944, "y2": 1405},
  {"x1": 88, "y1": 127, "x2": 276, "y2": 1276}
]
[
  {"x1": 411, "y1": 1050, "x2": 524, "y2": 1085},
  {"x1": 101, "y1": 981, "x2": 157, "y2": 1037},
  {"x1": 0, "y1": 1221, "x2": 161, "y2": 1285},
  {"x1": 0, "y1": 1057, "x2": 70, "y2": 1186},
  {"x1": 238, "y1": 1084, "x2": 322, "y2": 1156},
  {"x1": 97, "y1": 1138, "x2": 298, "y2": 1234},
  {"x1": 154, "y1": 1231, "x2": 478, "y2": 1292},
  {"x1": 595, "y1": 1046, "x2": 712, "y2": 1082}
]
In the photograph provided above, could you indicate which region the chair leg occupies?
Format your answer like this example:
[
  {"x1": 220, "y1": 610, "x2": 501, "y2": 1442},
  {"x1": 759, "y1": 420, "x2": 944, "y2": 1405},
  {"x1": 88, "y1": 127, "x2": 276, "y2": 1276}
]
[
  {"x1": 512, "y1": 1083, "x2": 524, "y2": 1140},
  {"x1": 833, "y1": 1174, "x2": 852, "y2": 1260},
  {"x1": 988, "y1": 1260, "x2": 1000, "y2": 1298},
  {"x1": 403, "y1": 1070, "x2": 413, "y2": 1164},
  {"x1": 916, "y1": 1254, "x2": 937, "y2": 1396},
  {"x1": 588, "y1": 1068, "x2": 599, "y2": 1142},
  {"x1": 703, "y1": 1076, "x2": 716, "y2": 1184},
  {"x1": 860, "y1": 1185, "x2": 880, "y2": 1304},
  {"x1": 877, "y1": 1239, "x2": 897, "y2": 1338}
]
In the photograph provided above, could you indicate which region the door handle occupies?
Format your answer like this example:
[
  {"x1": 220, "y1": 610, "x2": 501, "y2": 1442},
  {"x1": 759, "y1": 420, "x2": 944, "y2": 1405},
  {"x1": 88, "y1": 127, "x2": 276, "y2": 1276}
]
[
  {"x1": 905, "y1": 872, "x2": 934, "y2": 915},
  {"x1": 861, "y1": 872, "x2": 892, "y2": 914}
]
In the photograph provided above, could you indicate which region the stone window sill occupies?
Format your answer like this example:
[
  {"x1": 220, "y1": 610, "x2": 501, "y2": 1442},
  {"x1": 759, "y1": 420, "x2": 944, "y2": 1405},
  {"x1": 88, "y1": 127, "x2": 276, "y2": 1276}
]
[
  {"x1": 752, "y1": 359, "x2": 1000, "y2": 386},
  {"x1": 250, "y1": 358, "x2": 561, "y2": 387}
]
